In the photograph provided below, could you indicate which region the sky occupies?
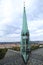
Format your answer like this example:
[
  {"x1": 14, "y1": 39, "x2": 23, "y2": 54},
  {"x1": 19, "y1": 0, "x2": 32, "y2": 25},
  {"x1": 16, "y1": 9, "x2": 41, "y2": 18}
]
[{"x1": 0, "y1": 0, "x2": 43, "y2": 42}]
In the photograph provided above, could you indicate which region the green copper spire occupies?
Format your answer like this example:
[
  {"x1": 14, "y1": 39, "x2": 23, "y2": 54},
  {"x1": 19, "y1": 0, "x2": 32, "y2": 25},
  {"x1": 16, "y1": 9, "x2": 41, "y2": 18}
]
[
  {"x1": 20, "y1": 2, "x2": 31, "y2": 64},
  {"x1": 22, "y1": 4, "x2": 28, "y2": 34}
]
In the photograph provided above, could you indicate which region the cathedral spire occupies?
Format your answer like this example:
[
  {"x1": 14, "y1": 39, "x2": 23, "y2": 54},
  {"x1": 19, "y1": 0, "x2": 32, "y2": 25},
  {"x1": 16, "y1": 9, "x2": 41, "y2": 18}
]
[
  {"x1": 20, "y1": 1, "x2": 31, "y2": 64},
  {"x1": 22, "y1": 2, "x2": 28, "y2": 34}
]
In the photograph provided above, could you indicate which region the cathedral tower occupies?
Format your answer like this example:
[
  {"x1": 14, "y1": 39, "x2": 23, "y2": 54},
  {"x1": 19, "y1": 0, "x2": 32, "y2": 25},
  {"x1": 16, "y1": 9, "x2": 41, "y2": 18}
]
[{"x1": 20, "y1": 2, "x2": 31, "y2": 64}]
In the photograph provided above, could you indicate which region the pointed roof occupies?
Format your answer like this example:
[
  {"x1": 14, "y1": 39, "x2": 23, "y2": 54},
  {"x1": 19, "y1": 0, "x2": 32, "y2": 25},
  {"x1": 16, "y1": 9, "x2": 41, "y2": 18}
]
[{"x1": 22, "y1": 3, "x2": 28, "y2": 34}]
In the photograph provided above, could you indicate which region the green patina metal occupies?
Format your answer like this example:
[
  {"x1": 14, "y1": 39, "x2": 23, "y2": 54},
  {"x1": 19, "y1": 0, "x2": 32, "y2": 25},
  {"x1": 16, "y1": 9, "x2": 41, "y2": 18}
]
[
  {"x1": 20, "y1": 5, "x2": 31, "y2": 64},
  {"x1": 22, "y1": 6, "x2": 28, "y2": 34}
]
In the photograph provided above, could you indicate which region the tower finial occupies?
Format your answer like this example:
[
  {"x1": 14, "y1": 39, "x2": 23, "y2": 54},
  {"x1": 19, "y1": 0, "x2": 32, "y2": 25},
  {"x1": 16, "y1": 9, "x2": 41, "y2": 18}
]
[{"x1": 24, "y1": 1, "x2": 25, "y2": 7}]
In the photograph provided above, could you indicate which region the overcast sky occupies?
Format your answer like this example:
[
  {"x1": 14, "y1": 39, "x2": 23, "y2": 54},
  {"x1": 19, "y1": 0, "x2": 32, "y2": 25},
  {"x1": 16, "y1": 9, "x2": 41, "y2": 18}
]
[{"x1": 0, "y1": 0, "x2": 43, "y2": 42}]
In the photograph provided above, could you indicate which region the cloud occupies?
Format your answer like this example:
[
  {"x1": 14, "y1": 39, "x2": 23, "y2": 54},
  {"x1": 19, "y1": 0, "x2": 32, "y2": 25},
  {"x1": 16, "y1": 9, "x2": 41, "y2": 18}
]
[
  {"x1": 27, "y1": 0, "x2": 43, "y2": 21},
  {"x1": 0, "y1": 0, "x2": 43, "y2": 42},
  {"x1": 28, "y1": 19, "x2": 43, "y2": 41}
]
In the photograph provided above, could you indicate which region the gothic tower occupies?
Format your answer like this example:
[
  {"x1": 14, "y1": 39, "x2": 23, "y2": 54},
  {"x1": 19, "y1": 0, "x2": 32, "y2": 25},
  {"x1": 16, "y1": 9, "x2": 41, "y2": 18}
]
[{"x1": 20, "y1": 3, "x2": 30, "y2": 64}]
